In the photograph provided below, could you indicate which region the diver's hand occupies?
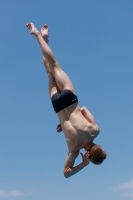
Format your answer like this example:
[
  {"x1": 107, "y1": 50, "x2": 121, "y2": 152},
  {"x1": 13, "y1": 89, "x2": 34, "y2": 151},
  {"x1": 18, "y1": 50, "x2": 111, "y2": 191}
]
[
  {"x1": 56, "y1": 124, "x2": 62, "y2": 132},
  {"x1": 80, "y1": 151, "x2": 90, "y2": 166}
]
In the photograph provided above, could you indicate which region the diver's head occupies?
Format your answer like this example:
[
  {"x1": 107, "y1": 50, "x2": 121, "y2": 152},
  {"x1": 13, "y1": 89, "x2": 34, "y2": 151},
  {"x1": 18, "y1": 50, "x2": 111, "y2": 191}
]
[{"x1": 89, "y1": 144, "x2": 107, "y2": 165}]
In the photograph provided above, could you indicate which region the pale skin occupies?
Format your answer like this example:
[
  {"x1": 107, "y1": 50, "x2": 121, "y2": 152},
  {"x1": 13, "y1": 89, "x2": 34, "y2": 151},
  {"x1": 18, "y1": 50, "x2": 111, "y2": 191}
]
[{"x1": 26, "y1": 22, "x2": 100, "y2": 178}]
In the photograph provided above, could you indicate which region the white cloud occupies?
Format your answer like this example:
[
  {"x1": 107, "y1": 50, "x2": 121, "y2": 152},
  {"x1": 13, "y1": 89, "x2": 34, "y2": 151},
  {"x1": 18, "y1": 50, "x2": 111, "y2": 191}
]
[
  {"x1": 0, "y1": 190, "x2": 5, "y2": 196},
  {"x1": 113, "y1": 179, "x2": 133, "y2": 199},
  {"x1": 9, "y1": 191, "x2": 23, "y2": 197},
  {"x1": 0, "y1": 190, "x2": 23, "y2": 197},
  {"x1": 115, "y1": 179, "x2": 133, "y2": 190}
]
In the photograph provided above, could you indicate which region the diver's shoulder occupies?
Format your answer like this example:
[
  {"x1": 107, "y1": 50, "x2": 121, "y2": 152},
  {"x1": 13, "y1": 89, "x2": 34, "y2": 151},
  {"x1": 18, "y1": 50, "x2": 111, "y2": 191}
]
[{"x1": 94, "y1": 124, "x2": 100, "y2": 134}]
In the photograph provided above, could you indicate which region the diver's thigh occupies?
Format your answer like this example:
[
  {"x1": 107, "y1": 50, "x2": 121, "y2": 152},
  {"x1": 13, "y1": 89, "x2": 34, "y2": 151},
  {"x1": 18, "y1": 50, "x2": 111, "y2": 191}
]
[
  {"x1": 48, "y1": 72, "x2": 60, "y2": 98},
  {"x1": 53, "y1": 68, "x2": 76, "y2": 94}
]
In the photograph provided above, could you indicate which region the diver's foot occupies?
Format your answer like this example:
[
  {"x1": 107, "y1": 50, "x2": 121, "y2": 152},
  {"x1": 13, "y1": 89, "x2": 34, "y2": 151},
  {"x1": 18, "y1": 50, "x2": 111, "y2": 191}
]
[
  {"x1": 26, "y1": 22, "x2": 40, "y2": 36},
  {"x1": 41, "y1": 24, "x2": 49, "y2": 43}
]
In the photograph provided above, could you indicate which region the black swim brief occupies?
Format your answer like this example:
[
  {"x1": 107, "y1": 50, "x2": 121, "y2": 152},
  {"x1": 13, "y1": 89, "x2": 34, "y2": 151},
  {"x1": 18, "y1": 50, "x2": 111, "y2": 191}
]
[{"x1": 51, "y1": 90, "x2": 78, "y2": 113}]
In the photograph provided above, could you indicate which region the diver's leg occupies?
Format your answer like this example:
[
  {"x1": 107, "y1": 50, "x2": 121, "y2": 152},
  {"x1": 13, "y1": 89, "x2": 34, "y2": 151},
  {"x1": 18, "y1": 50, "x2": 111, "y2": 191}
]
[
  {"x1": 40, "y1": 24, "x2": 51, "y2": 74},
  {"x1": 40, "y1": 25, "x2": 60, "y2": 98},
  {"x1": 26, "y1": 22, "x2": 76, "y2": 94},
  {"x1": 48, "y1": 72, "x2": 60, "y2": 98},
  {"x1": 42, "y1": 55, "x2": 51, "y2": 74}
]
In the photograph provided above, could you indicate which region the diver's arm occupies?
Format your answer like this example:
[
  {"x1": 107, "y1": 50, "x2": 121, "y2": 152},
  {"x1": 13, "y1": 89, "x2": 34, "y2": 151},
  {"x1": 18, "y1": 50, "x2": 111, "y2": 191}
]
[
  {"x1": 81, "y1": 106, "x2": 96, "y2": 125},
  {"x1": 56, "y1": 123, "x2": 62, "y2": 132},
  {"x1": 64, "y1": 152, "x2": 90, "y2": 178},
  {"x1": 64, "y1": 162, "x2": 85, "y2": 178}
]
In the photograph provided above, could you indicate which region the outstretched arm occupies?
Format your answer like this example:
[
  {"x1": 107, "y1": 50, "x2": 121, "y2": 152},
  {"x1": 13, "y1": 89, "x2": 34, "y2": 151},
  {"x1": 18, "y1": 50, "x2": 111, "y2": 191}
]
[
  {"x1": 81, "y1": 106, "x2": 96, "y2": 125},
  {"x1": 64, "y1": 152, "x2": 90, "y2": 178}
]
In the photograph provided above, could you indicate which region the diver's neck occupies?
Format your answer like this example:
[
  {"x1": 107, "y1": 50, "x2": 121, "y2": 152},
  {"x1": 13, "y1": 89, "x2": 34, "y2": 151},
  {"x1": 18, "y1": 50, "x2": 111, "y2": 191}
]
[{"x1": 84, "y1": 142, "x2": 95, "y2": 151}]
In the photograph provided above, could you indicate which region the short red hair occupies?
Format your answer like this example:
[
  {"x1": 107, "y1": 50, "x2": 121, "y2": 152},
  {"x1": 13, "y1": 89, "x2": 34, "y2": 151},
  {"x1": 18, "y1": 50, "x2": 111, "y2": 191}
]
[{"x1": 90, "y1": 145, "x2": 107, "y2": 165}]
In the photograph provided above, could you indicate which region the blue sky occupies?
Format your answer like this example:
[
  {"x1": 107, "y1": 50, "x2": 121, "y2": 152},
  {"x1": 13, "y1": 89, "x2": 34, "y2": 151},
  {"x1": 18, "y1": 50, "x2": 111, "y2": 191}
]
[{"x1": 0, "y1": 0, "x2": 133, "y2": 199}]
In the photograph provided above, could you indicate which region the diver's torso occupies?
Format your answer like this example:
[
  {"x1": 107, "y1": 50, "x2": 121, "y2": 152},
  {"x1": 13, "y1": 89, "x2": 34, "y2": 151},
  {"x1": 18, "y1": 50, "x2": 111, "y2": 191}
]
[{"x1": 57, "y1": 103, "x2": 99, "y2": 152}]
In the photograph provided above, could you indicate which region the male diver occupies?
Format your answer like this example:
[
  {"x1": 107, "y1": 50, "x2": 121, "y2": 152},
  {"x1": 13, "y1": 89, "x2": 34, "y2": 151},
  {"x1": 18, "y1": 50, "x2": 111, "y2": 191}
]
[{"x1": 26, "y1": 22, "x2": 106, "y2": 178}]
